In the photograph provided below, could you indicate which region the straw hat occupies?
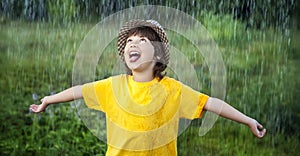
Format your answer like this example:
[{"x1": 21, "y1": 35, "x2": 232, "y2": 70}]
[{"x1": 117, "y1": 19, "x2": 169, "y2": 65}]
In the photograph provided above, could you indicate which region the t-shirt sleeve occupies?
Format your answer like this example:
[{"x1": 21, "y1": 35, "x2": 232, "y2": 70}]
[
  {"x1": 180, "y1": 84, "x2": 209, "y2": 119},
  {"x1": 81, "y1": 78, "x2": 111, "y2": 112}
]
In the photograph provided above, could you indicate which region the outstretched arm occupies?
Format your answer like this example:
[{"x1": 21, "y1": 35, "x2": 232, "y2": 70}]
[
  {"x1": 204, "y1": 97, "x2": 266, "y2": 138},
  {"x1": 30, "y1": 85, "x2": 83, "y2": 113}
]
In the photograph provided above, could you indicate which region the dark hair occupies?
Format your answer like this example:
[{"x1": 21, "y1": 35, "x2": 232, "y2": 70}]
[{"x1": 124, "y1": 26, "x2": 167, "y2": 80}]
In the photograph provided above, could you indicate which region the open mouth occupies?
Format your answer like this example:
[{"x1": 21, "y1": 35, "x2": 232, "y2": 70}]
[{"x1": 129, "y1": 51, "x2": 141, "y2": 62}]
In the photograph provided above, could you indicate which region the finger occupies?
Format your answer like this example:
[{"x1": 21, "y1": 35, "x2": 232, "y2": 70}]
[
  {"x1": 30, "y1": 107, "x2": 37, "y2": 113},
  {"x1": 30, "y1": 105, "x2": 41, "y2": 113},
  {"x1": 31, "y1": 107, "x2": 38, "y2": 112},
  {"x1": 30, "y1": 105, "x2": 37, "y2": 110},
  {"x1": 29, "y1": 106, "x2": 34, "y2": 112},
  {"x1": 261, "y1": 128, "x2": 266, "y2": 136},
  {"x1": 257, "y1": 122, "x2": 263, "y2": 129},
  {"x1": 257, "y1": 128, "x2": 266, "y2": 138}
]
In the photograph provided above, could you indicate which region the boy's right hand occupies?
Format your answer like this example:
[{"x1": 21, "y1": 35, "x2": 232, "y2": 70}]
[
  {"x1": 247, "y1": 118, "x2": 266, "y2": 138},
  {"x1": 30, "y1": 96, "x2": 50, "y2": 113}
]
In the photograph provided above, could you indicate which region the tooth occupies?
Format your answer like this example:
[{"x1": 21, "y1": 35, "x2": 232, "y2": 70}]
[
  {"x1": 130, "y1": 52, "x2": 140, "y2": 57},
  {"x1": 130, "y1": 52, "x2": 138, "y2": 55}
]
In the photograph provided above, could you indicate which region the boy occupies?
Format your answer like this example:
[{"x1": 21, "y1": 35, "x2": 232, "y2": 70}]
[{"x1": 30, "y1": 20, "x2": 266, "y2": 155}]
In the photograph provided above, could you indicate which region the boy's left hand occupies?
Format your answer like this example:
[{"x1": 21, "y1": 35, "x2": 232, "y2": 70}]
[
  {"x1": 29, "y1": 96, "x2": 50, "y2": 113},
  {"x1": 248, "y1": 118, "x2": 266, "y2": 138}
]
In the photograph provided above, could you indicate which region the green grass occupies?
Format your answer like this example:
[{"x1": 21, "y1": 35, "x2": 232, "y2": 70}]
[{"x1": 0, "y1": 13, "x2": 299, "y2": 155}]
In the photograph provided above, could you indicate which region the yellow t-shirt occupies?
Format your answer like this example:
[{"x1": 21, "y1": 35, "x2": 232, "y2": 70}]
[{"x1": 82, "y1": 74, "x2": 209, "y2": 156}]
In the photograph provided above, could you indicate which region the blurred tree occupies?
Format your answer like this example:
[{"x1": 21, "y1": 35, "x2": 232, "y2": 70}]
[{"x1": 0, "y1": 0, "x2": 296, "y2": 30}]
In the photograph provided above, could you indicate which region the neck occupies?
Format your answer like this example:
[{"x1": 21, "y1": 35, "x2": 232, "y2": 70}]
[{"x1": 132, "y1": 70, "x2": 154, "y2": 82}]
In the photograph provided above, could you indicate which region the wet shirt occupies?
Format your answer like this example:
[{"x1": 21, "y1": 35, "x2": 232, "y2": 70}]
[{"x1": 82, "y1": 75, "x2": 209, "y2": 156}]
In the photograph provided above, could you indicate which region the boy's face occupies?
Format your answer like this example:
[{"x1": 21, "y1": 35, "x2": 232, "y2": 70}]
[{"x1": 124, "y1": 34, "x2": 156, "y2": 72}]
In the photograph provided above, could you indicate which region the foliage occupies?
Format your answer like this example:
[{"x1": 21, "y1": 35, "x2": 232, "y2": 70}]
[
  {"x1": 47, "y1": 0, "x2": 77, "y2": 25},
  {"x1": 0, "y1": 0, "x2": 296, "y2": 29}
]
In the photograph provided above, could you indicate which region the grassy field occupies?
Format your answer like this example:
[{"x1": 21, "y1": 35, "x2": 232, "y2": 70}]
[{"x1": 0, "y1": 13, "x2": 299, "y2": 155}]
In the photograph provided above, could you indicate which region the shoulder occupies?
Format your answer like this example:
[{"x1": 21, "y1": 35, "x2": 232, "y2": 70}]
[
  {"x1": 161, "y1": 76, "x2": 179, "y2": 83},
  {"x1": 111, "y1": 74, "x2": 127, "y2": 80},
  {"x1": 89, "y1": 74, "x2": 126, "y2": 88},
  {"x1": 160, "y1": 76, "x2": 182, "y2": 89},
  {"x1": 95, "y1": 74, "x2": 125, "y2": 83}
]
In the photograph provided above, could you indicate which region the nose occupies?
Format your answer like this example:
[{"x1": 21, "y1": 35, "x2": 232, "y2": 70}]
[
  {"x1": 130, "y1": 43, "x2": 137, "y2": 48},
  {"x1": 126, "y1": 37, "x2": 139, "y2": 48}
]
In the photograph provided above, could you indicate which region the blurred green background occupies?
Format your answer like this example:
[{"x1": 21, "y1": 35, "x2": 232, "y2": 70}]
[{"x1": 0, "y1": 0, "x2": 299, "y2": 155}]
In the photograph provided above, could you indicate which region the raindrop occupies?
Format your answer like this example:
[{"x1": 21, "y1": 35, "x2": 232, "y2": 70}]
[{"x1": 32, "y1": 92, "x2": 39, "y2": 102}]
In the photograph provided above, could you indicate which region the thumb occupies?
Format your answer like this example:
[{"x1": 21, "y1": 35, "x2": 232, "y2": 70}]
[{"x1": 257, "y1": 122, "x2": 263, "y2": 130}]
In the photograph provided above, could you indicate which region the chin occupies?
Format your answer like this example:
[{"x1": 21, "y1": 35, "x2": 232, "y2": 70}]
[
  {"x1": 129, "y1": 64, "x2": 148, "y2": 73},
  {"x1": 129, "y1": 65, "x2": 142, "y2": 72},
  {"x1": 126, "y1": 60, "x2": 155, "y2": 72}
]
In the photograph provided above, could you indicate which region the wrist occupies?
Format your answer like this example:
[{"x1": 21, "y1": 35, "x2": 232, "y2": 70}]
[
  {"x1": 245, "y1": 117, "x2": 254, "y2": 127},
  {"x1": 247, "y1": 117, "x2": 256, "y2": 127},
  {"x1": 42, "y1": 96, "x2": 52, "y2": 106}
]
